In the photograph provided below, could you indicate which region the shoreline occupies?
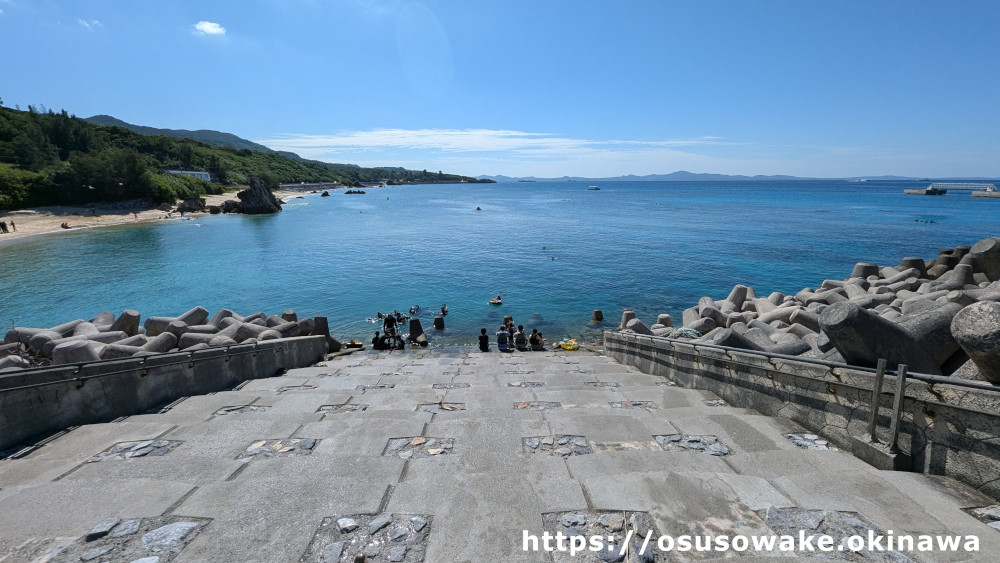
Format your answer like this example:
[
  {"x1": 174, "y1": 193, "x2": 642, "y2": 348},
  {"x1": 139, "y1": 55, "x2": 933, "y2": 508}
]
[{"x1": 0, "y1": 190, "x2": 307, "y2": 245}]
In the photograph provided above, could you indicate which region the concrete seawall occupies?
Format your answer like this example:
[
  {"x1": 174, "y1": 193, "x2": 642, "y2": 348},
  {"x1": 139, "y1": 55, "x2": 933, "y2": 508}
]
[
  {"x1": 605, "y1": 330, "x2": 1000, "y2": 500},
  {"x1": 0, "y1": 335, "x2": 327, "y2": 452}
]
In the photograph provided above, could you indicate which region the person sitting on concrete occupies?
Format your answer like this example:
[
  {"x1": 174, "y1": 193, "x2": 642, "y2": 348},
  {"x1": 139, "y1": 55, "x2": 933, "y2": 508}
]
[
  {"x1": 513, "y1": 325, "x2": 528, "y2": 351},
  {"x1": 372, "y1": 331, "x2": 387, "y2": 351},
  {"x1": 478, "y1": 328, "x2": 490, "y2": 352},
  {"x1": 496, "y1": 325, "x2": 510, "y2": 352},
  {"x1": 529, "y1": 329, "x2": 542, "y2": 351},
  {"x1": 533, "y1": 332, "x2": 546, "y2": 351}
]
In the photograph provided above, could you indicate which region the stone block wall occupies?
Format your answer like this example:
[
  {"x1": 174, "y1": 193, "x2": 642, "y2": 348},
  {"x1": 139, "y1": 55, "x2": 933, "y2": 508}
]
[
  {"x1": 0, "y1": 335, "x2": 327, "y2": 452},
  {"x1": 604, "y1": 331, "x2": 1000, "y2": 500}
]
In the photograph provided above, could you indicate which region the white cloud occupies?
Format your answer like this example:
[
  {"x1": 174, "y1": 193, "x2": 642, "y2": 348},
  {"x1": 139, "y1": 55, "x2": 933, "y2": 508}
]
[
  {"x1": 193, "y1": 20, "x2": 226, "y2": 36},
  {"x1": 256, "y1": 128, "x2": 740, "y2": 177},
  {"x1": 259, "y1": 129, "x2": 726, "y2": 157},
  {"x1": 77, "y1": 18, "x2": 101, "y2": 31}
]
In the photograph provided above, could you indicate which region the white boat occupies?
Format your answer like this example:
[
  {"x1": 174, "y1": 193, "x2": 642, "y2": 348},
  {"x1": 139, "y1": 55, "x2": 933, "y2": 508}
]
[{"x1": 587, "y1": 186, "x2": 600, "y2": 190}]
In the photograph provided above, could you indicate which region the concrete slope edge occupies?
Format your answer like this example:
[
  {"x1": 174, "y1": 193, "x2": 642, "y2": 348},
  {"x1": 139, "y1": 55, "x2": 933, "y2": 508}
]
[
  {"x1": 0, "y1": 335, "x2": 327, "y2": 453},
  {"x1": 604, "y1": 330, "x2": 1000, "y2": 500}
]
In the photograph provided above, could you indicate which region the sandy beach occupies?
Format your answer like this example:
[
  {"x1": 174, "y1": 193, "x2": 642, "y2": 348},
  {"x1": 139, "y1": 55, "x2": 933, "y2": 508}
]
[{"x1": 0, "y1": 190, "x2": 305, "y2": 244}]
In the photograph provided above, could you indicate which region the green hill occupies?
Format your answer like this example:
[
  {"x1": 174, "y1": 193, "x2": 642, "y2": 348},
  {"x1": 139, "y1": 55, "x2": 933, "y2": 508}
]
[
  {"x1": 84, "y1": 114, "x2": 277, "y2": 154},
  {"x1": 0, "y1": 104, "x2": 488, "y2": 210}
]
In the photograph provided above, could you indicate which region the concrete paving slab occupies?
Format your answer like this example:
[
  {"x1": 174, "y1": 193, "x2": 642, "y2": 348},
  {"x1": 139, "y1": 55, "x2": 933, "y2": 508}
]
[
  {"x1": 726, "y1": 448, "x2": 877, "y2": 481},
  {"x1": 0, "y1": 477, "x2": 194, "y2": 542},
  {"x1": 302, "y1": 416, "x2": 431, "y2": 455},
  {"x1": 601, "y1": 372, "x2": 667, "y2": 386},
  {"x1": 162, "y1": 418, "x2": 304, "y2": 460},
  {"x1": 566, "y1": 449, "x2": 734, "y2": 481},
  {"x1": 309, "y1": 373, "x2": 386, "y2": 390},
  {"x1": 694, "y1": 412, "x2": 785, "y2": 454},
  {"x1": 656, "y1": 388, "x2": 704, "y2": 409},
  {"x1": 174, "y1": 454, "x2": 402, "y2": 563},
  {"x1": 266, "y1": 391, "x2": 339, "y2": 416},
  {"x1": 140, "y1": 391, "x2": 263, "y2": 421},
  {"x1": 714, "y1": 473, "x2": 796, "y2": 511},
  {"x1": 0, "y1": 458, "x2": 80, "y2": 488},
  {"x1": 25, "y1": 421, "x2": 178, "y2": 462},
  {"x1": 546, "y1": 411, "x2": 665, "y2": 443},
  {"x1": 870, "y1": 474, "x2": 1000, "y2": 558},
  {"x1": 773, "y1": 468, "x2": 998, "y2": 547},
  {"x1": 581, "y1": 470, "x2": 776, "y2": 539},
  {"x1": 534, "y1": 388, "x2": 627, "y2": 409},
  {"x1": 388, "y1": 459, "x2": 584, "y2": 561},
  {"x1": 423, "y1": 415, "x2": 552, "y2": 458},
  {"x1": 65, "y1": 454, "x2": 245, "y2": 485},
  {"x1": 284, "y1": 365, "x2": 343, "y2": 378},
  {"x1": 356, "y1": 389, "x2": 444, "y2": 410},
  {"x1": 238, "y1": 376, "x2": 317, "y2": 392},
  {"x1": 438, "y1": 387, "x2": 548, "y2": 410}
]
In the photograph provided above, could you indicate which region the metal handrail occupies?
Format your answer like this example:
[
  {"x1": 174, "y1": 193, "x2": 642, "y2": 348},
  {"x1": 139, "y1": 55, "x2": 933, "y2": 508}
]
[{"x1": 606, "y1": 331, "x2": 1000, "y2": 393}]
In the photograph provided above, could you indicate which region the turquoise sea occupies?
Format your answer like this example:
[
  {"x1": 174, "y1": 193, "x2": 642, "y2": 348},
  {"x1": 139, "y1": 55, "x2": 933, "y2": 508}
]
[{"x1": 1, "y1": 180, "x2": 997, "y2": 346}]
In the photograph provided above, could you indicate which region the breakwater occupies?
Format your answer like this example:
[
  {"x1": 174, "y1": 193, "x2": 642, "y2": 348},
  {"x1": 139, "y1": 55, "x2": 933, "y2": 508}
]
[
  {"x1": 1, "y1": 306, "x2": 340, "y2": 370},
  {"x1": 620, "y1": 237, "x2": 1000, "y2": 384},
  {"x1": 610, "y1": 236, "x2": 1000, "y2": 498},
  {"x1": 0, "y1": 306, "x2": 338, "y2": 453}
]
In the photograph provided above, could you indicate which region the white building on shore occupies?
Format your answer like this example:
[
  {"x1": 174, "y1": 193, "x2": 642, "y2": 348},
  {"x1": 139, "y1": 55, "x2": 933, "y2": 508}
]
[{"x1": 167, "y1": 170, "x2": 212, "y2": 182}]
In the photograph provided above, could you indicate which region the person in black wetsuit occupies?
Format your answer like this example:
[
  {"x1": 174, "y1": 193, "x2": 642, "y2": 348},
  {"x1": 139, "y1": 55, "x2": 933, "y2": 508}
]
[{"x1": 478, "y1": 328, "x2": 490, "y2": 352}]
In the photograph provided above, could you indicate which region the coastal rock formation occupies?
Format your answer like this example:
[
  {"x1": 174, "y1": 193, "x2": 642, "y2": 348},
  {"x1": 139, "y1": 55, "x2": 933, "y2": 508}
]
[
  {"x1": 619, "y1": 237, "x2": 1000, "y2": 383},
  {"x1": 175, "y1": 198, "x2": 207, "y2": 213},
  {"x1": 2, "y1": 306, "x2": 341, "y2": 370},
  {"x1": 239, "y1": 175, "x2": 282, "y2": 214},
  {"x1": 221, "y1": 174, "x2": 283, "y2": 215}
]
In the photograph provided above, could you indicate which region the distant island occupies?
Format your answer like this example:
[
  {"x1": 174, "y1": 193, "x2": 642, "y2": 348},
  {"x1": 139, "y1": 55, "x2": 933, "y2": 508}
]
[
  {"x1": 0, "y1": 104, "x2": 491, "y2": 211},
  {"x1": 479, "y1": 172, "x2": 999, "y2": 183}
]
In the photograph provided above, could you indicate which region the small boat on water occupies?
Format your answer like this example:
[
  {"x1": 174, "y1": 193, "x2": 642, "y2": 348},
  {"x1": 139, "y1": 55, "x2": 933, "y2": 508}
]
[
  {"x1": 489, "y1": 295, "x2": 503, "y2": 306},
  {"x1": 587, "y1": 186, "x2": 600, "y2": 190}
]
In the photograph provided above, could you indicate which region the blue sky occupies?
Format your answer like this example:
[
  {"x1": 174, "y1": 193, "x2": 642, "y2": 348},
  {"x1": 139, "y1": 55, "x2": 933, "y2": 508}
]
[{"x1": 2, "y1": 0, "x2": 998, "y2": 178}]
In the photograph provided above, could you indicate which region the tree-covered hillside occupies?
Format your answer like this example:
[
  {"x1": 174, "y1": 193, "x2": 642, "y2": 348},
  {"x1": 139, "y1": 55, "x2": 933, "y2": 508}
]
[
  {"x1": 0, "y1": 103, "x2": 488, "y2": 210},
  {"x1": 84, "y1": 114, "x2": 277, "y2": 154}
]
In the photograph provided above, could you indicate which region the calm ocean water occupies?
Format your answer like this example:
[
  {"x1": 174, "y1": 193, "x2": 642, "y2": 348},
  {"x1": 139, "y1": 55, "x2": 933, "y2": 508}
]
[{"x1": 1, "y1": 180, "x2": 997, "y2": 346}]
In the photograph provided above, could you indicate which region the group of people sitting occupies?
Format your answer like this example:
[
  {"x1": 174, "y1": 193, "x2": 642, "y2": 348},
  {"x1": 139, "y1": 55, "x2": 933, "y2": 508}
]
[
  {"x1": 371, "y1": 330, "x2": 405, "y2": 351},
  {"x1": 479, "y1": 321, "x2": 545, "y2": 353}
]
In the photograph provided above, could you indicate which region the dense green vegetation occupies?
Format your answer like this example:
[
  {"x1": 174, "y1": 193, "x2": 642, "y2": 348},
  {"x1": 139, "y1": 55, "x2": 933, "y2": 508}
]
[
  {"x1": 84, "y1": 114, "x2": 276, "y2": 153},
  {"x1": 0, "y1": 103, "x2": 488, "y2": 210}
]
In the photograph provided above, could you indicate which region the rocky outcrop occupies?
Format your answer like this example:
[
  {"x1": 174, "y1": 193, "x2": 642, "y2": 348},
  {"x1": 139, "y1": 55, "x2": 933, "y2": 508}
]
[
  {"x1": 222, "y1": 174, "x2": 282, "y2": 215},
  {"x1": 619, "y1": 237, "x2": 1000, "y2": 383},
  {"x1": 175, "y1": 198, "x2": 207, "y2": 213}
]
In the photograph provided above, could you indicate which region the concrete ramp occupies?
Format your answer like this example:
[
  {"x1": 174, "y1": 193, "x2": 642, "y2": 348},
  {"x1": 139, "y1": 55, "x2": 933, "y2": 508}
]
[{"x1": 1, "y1": 347, "x2": 998, "y2": 561}]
